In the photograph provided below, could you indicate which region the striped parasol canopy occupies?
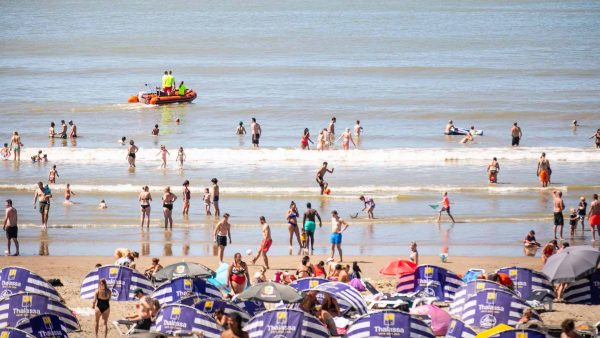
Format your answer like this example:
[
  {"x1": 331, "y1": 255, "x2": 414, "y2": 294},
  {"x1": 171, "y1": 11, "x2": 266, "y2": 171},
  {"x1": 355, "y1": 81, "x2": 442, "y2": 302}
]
[
  {"x1": 0, "y1": 267, "x2": 61, "y2": 301},
  {"x1": 80, "y1": 265, "x2": 153, "y2": 301},
  {"x1": 346, "y1": 309, "x2": 435, "y2": 338},
  {"x1": 153, "y1": 276, "x2": 222, "y2": 305},
  {"x1": 245, "y1": 308, "x2": 330, "y2": 338}
]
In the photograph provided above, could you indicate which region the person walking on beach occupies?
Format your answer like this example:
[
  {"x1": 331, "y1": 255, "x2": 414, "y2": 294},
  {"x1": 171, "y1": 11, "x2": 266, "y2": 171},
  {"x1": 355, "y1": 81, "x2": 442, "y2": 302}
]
[
  {"x1": 68, "y1": 120, "x2": 77, "y2": 138},
  {"x1": 487, "y1": 157, "x2": 500, "y2": 183},
  {"x1": 250, "y1": 117, "x2": 261, "y2": 149},
  {"x1": 182, "y1": 180, "x2": 190, "y2": 215},
  {"x1": 553, "y1": 190, "x2": 565, "y2": 240},
  {"x1": 327, "y1": 117, "x2": 336, "y2": 147},
  {"x1": 303, "y1": 202, "x2": 322, "y2": 252},
  {"x1": 286, "y1": 201, "x2": 302, "y2": 249},
  {"x1": 436, "y1": 192, "x2": 456, "y2": 223},
  {"x1": 227, "y1": 252, "x2": 250, "y2": 296},
  {"x1": 176, "y1": 147, "x2": 186, "y2": 168},
  {"x1": 588, "y1": 194, "x2": 600, "y2": 242},
  {"x1": 329, "y1": 210, "x2": 349, "y2": 262},
  {"x1": 252, "y1": 216, "x2": 272, "y2": 269},
  {"x1": 511, "y1": 122, "x2": 522, "y2": 146},
  {"x1": 316, "y1": 162, "x2": 334, "y2": 195},
  {"x1": 162, "y1": 186, "x2": 177, "y2": 230},
  {"x1": 300, "y1": 128, "x2": 313, "y2": 150},
  {"x1": 214, "y1": 213, "x2": 231, "y2": 262},
  {"x1": 3, "y1": 199, "x2": 19, "y2": 256},
  {"x1": 92, "y1": 278, "x2": 112, "y2": 338},
  {"x1": 337, "y1": 128, "x2": 356, "y2": 150},
  {"x1": 139, "y1": 186, "x2": 152, "y2": 229},
  {"x1": 48, "y1": 165, "x2": 59, "y2": 183},
  {"x1": 156, "y1": 145, "x2": 170, "y2": 169},
  {"x1": 211, "y1": 178, "x2": 220, "y2": 217},
  {"x1": 64, "y1": 183, "x2": 75, "y2": 204},
  {"x1": 359, "y1": 195, "x2": 376, "y2": 219},
  {"x1": 33, "y1": 182, "x2": 51, "y2": 229},
  {"x1": 9, "y1": 131, "x2": 23, "y2": 161},
  {"x1": 537, "y1": 153, "x2": 551, "y2": 187},
  {"x1": 127, "y1": 140, "x2": 138, "y2": 168}
]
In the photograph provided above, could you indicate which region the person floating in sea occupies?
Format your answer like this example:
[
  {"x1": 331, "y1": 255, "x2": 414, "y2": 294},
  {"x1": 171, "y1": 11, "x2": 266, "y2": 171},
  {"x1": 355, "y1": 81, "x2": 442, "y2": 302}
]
[
  {"x1": 329, "y1": 210, "x2": 349, "y2": 262},
  {"x1": 250, "y1": 117, "x2": 261, "y2": 149},
  {"x1": 590, "y1": 128, "x2": 600, "y2": 148},
  {"x1": 127, "y1": 140, "x2": 138, "y2": 168},
  {"x1": 156, "y1": 145, "x2": 170, "y2": 169},
  {"x1": 316, "y1": 162, "x2": 334, "y2": 195},
  {"x1": 48, "y1": 165, "x2": 59, "y2": 183},
  {"x1": 68, "y1": 120, "x2": 77, "y2": 138},
  {"x1": 553, "y1": 190, "x2": 565, "y2": 240},
  {"x1": 436, "y1": 191, "x2": 456, "y2": 223},
  {"x1": 511, "y1": 122, "x2": 522, "y2": 146},
  {"x1": 214, "y1": 213, "x2": 232, "y2": 263},
  {"x1": 236, "y1": 121, "x2": 246, "y2": 135},
  {"x1": 99, "y1": 200, "x2": 107, "y2": 209},
  {"x1": 460, "y1": 126, "x2": 476, "y2": 144},
  {"x1": 536, "y1": 152, "x2": 551, "y2": 187},
  {"x1": 337, "y1": 128, "x2": 356, "y2": 150},
  {"x1": 0, "y1": 143, "x2": 10, "y2": 160},
  {"x1": 252, "y1": 216, "x2": 272, "y2": 269},
  {"x1": 487, "y1": 157, "x2": 500, "y2": 183},
  {"x1": 359, "y1": 195, "x2": 375, "y2": 219},
  {"x1": 300, "y1": 128, "x2": 313, "y2": 150}
]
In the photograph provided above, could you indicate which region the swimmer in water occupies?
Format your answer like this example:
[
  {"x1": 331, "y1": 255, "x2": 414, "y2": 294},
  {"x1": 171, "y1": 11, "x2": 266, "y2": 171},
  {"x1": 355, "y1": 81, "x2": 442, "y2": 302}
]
[
  {"x1": 48, "y1": 165, "x2": 59, "y2": 184},
  {"x1": 99, "y1": 200, "x2": 107, "y2": 209},
  {"x1": 336, "y1": 128, "x2": 356, "y2": 150},
  {"x1": 176, "y1": 147, "x2": 186, "y2": 168},
  {"x1": 236, "y1": 122, "x2": 246, "y2": 135},
  {"x1": 65, "y1": 183, "x2": 75, "y2": 203},
  {"x1": 590, "y1": 128, "x2": 600, "y2": 148}
]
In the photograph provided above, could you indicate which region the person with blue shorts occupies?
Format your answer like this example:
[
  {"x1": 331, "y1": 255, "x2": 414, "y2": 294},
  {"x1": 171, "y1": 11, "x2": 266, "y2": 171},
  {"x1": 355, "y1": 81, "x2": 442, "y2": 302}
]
[{"x1": 330, "y1": 210, "x2": 350, "y2": 262}]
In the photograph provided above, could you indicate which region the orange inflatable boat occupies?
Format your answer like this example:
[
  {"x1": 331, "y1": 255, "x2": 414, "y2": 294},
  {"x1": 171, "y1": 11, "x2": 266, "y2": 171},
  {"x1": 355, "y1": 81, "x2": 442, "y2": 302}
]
[{"x1": 128, "y1": 90, "x2": 197, "y2": 105}]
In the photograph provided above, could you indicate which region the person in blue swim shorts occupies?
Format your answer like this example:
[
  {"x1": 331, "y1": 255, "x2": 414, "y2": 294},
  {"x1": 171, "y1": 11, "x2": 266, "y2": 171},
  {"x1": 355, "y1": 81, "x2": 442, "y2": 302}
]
[{"x1": 329, "y1": 210, "x2": 350, "y2": 262}]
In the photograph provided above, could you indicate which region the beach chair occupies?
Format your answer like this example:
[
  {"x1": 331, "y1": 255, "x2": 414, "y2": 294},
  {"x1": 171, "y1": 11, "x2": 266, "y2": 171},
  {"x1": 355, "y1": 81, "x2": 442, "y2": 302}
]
[
  {"x1": 363, "y1": 281, "x2": 410, "y2": 311},
  {"x1": 113, "y1": 319, "x2": 152, "y2": 336},
  {"x1": 525, "y1": 289, "x2": 554, "y2": 312}
]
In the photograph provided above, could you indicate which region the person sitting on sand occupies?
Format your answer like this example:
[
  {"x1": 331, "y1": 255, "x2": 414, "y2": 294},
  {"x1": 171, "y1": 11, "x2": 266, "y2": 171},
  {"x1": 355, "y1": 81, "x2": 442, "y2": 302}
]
[
  {"x1": 350, "y1": 261, "x2": 362, "y2": 279},
  {"x1": 220, "y1": 312, "x2": 249, "y2": 338},
  {"x1": 144, "y1": 257, "x2": 163, "y2": 279},
  {"x1": 253, "y1": 267, "x2": 267, "y2": 284},
  {"x1": 313, "y1": 260, "x2": 326, "y2": 277},
  {"x1": 296, "y1": 256, "x2": 314, "y2": 278},
  {"x1": 523, "y1": 230, "x2": 541, "y2": 247},
  {"x1": 115, "y1": 251, "x2": 139, "y2": 269},
  {"x1": 561, "y1": 319, "x2": 580, "y2": 338}
]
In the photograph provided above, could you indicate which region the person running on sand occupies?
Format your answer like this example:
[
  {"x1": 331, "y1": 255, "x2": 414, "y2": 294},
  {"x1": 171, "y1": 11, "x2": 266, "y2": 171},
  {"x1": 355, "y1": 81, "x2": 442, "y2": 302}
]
[
  {"x1": 252, "y1": 216, "x2": 272, "y2": 269},
  {"x1": 182, "y1": 180, "x2": 190, "y2": 215},
  {"x1": 327, "y1": 117, "x2": 336, "y2": 147},
  {"x1": 127, "y1": 140, "x2": 138, "y2": 168},
  {"x1": 588, "y1": 194, "x2": 600, "y2": 242},
  {"x1": 68, "y1": 120, "x2": 77, "y2": 138},
  {"x1": 161, "y1": 186, "x2": 177, "y2": 230},
  {"x1": 9, "y1": 131, "x2": 23, "y2": 161},
  {"x1": 64, "y1": 183, "x2": 75, "y2": 203},
  {"x1": 436, "y1": 192, "x2": 456, "y2": 223},
  {"x1": 139, "y1": 186, "x2": 152, "y2": 229},
  {"x1": 176, "y1": 147, "x2": 186, "y2": 168},
  {"x1": 337, "y1": 128, "x2": 356, "y2": 150},
  {"x1": 1, "y1": 143, "x2": 10, "y2": 160},
  {"x1": 511, "y1": 122, "x2": 522, "y2": 146},
  {"x1": 329, "y1": 210, "x2": 349, "y2": 262},
  {"x1": 48, "y1": 165, "x2": 59, "y2": 183},
  {"x1": 250, "y1": 118, "x2": 261, "y2": 149},
  {"x1": 316, "y1": 162, "x2": 334, "y2": 195},
  {"x1": 590, "y1": 128, "x2": 600, "y2": 148},
  {"x1": 286, "y1": 201, "x2": 302, "y2": 249},
  {"x1": 151, "y1": 124, "x2": 159, "y2": 136},
  {"x1": 213, "y1": 213, "x2": 231, "y2": 262},
  {"x1": 3, "y1": 199, "x2": 19, "y2": 256},
  {"x1": 487, "y1": 157, "x2": 500, "y2": 183},
  {"x1": 49, "y1": 122, "x2": 56, "y2": 138},
  {"x1": 33, "y1": 182, "x2": 51, "y2": 229},
  {"x1": 236, "y1": 121, "x2": 246, "y2": 135},
  {"x1": 203, "y1": 188, "x2": 211, "y2": 215},
  {"x1": 211, "y1": 178, "x2": 220, "y2": 217},
  {"x1": 300, "y1": 128, "x2": 313, "y2": 150},
  {"x1": 537, "y1": 152, "x2": 551, "y2": 187},
  {"x1": 359, "y1": 195, "x2": 375, "y2": 219},
  {"x1": 578, "y1": 196, "x2": 587, "y2": 232},
  {"x1": 156, "y1": 145, "x2": 170, "y2": 169},
  {"x1": 303, "y1": 202, "x2": 322, "y2": 252},
  {"x1": 93, "y1": 279, "x2": 112, "y2": 338},
  {"x1": 553, "y1": 190, "x2": 565, "y2": 240}
]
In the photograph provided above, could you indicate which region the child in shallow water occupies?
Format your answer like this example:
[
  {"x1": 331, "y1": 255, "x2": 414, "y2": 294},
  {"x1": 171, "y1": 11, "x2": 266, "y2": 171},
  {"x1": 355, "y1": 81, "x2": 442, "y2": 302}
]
[
  {"x1": 203, "y1": 188, "x2": 212, "y2": 215},
  {"x1": 569, "y1": 208, "x2": 578, "y2": 238}
]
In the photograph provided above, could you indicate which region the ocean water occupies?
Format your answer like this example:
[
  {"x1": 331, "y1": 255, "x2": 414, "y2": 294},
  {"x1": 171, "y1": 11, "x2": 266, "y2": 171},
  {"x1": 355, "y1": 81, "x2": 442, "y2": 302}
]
[{"x1": 1, "y1": 0, "x2": 599, "y2": 257}]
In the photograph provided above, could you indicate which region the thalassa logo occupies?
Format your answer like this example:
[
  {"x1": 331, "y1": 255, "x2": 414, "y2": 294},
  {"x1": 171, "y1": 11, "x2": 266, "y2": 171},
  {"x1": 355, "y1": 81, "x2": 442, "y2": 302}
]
[
  {"x1": 170, "y1": 307, "x2": 181, "y2": 320},
  {"x1": 203, "y1": 300, "x2": 214, "y2": 312},
  {"x1": 383, "y1": 313, "x2": 395, "y2": 326},
  {"x1": 424, "y1": 266, "x2": 434, "y2": 278},
  {"x1": 109, "y1": 267, "x2": 119, "y2": 279},
  {"x1": 7, "y1": 269, "x2": 17, "y2": 281},
  {"x1": 21, "y1": 295, "x2": 32, "y2": 308},
  {"x1": 276, "y1": 311, "x2": 287, "y2": 324},
  {"x1": 183, "y1": 278, "x2": 193, "y2": 292},
  {"x1": 43, "y1": 316, "x2": 53, "y2": 330},
  {"x1": 486, "y1": 291, "x2": 497, "y2": 305},
  {"x1": 309, "y1": 280, "x2": 319, "y2": 288}
]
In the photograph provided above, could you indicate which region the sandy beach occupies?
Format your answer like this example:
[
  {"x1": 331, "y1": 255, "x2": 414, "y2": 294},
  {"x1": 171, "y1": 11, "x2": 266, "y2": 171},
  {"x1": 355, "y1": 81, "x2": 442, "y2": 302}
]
[{"x1": 1, "y1": 254, "x2": 598, "y2": 337}]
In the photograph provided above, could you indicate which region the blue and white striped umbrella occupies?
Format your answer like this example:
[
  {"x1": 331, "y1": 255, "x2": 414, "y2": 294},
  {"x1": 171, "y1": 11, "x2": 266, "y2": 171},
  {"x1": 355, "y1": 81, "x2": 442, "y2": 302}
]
[
  {"x1": 235, "y1": 300, "x2": 267, "y2": 317},
  {"x1": 177, "y1": 295, "x2": 251, "y2": 322},
  {"x1": 564, "y1": 269, "x2": 600, "y2": 304},
  {"x1": 151, "y1": 304, "x2": 222, "y2": 337},
  {"x1": 0, "y1": 292, "x2": 79, "y2": 331},
  {"x1": 0, "y1": 267, "x2": 61, "y2": 301},
  {"x1": 16, "y1": 313, "x2": 68, "y2": 338},
  {"x1": 288, "y1": 277, "x2": 331, "y2": 292},
  {"x1": 153, "y1": 276, "x2": 222, "y2": 305},
  {"x1": 460, "y1": 288, "x2": 539, "y2": 330},
  {"x1": 490, "y1": 329, "x2": 548, "y2": 338},
  {"x1": 245, "y1": 308, "x2": 330, "y2": 338},
  {"x1": 346, "y1": 310, "x2": 434, "y2": 338},
  {"x1": 0, "y1": 327, "x2": 35, "y2": 338},
  {"x1": 445, "y1": 318, "x2": 476, "y2": 338},
  {"x1": 496, "y1": 267, "x2": 555, "y2": 299},
  {"x1": 450, "y1": 280, "x2": 513, "y2": 316},
  {"x1": 80, "y1": 265, "x2": 153, "y2": 301},
  {"x1": 396, "y1": 265, "x2": 464, "y2": 302},
  {"x1": 312, "y1": 282, "x2": 368, "y2": 315}
]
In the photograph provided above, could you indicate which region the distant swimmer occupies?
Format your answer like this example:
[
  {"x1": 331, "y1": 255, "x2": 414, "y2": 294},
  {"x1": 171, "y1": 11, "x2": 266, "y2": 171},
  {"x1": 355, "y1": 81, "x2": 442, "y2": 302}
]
[
  {"x1": 156, "y1": 145, "x2": 170, "y2": 169},
  {"x1": 139, "y1": 186, "x2": 152, "y2": 229},
  {"x1": 359, "y1": 195, "x2": 375, "y2": 219},
  {"x1": 487, "y1": 157, "x2": 500, "y2": 183},
  {"x1": 68, "y1": 120, "x2": 77, "y2": 138},
  {"x1": 59, "y1": 120, "x2": 67, "y2": 139},
  {"x1": 127, "y1": 140, "x2": 138, "y2": 168},
  {"x1": 329, "y1": 210, "x2": 350, "y2": 262},
  {"x1": 48, "y1": 165, "x2": 59, "y2": 184},
  {"x1": 251, "y1": 117, "x2": 262, "y2": 149},
  {"x1": 316, "y1": 130, "x2": 325, "y2": 151},
  {"x1": 49, "y1": 122, "x2": 56, "y2": 138},
  {"x1": 328, "y1": 117, "x2": 336, "y2": 147},
  {"x1": 445, "y1": 120, "x2": 455, "y2": 134},
  {"x1": 213, "y1": 213, "x2": 232, "y2": 263},
  {"x1": 236, "y1": 121, "x2": 246, "y2": 135},
  {"x1": 151, "y1": 124, "x2": 159, "y2": 136},
  {"x1": 1, "y1": 143, "x2": 10, "y2": 160},
  {"x1": 460, "y1": 126, "x2": 476, "y2": 144},
  {"x1": 553, "y1": 190, "x2": 565, "y2": 240},
  {"x1": 588, "y1": 194, "x2": 600, "y2": 242},
  {"x1": 64, "y1": 183, "x2": 75, "y2": 203},
  {"x1": 316, "y1": 162, "x2": 334, "y2": 195},
  {"x1": 436, "y1": 192, "x2": 456, "y2": 223},
  {"x1": 9, "y1": 131, "x2": 23, "y2": 161},
  {"x1": 251, "y1": 216, "x2": 272, "y2": 269},
  {"x1": 161, "y1": 186, "x2": 177, "y2": 230},
  {"x1": 511, "y1": 122, "x2": 522, "y2": 146},
  {"x1": 337, "y1": 128, "x2": 356, "y2": 150},
  {"x1": 31, "y1": 150, "x2": 42, "y2": 163},
  {"x1": 536, "y1": 152, "x2": 551, "y2": 187},
  {"x1": 571, "y1": 120, "x2": 579, "y2": 128},
  {"x1": 176, "y1": 147, "x2": 186, "y2": 168},
  {"x1": 300, "y1": 128, "x2": 313, "y2": 150},
  {"x1": 211, "y1": 178, "x2": 220, "y2": 217},
  {"x1": 354, "y1": 120, "x2": 363, "y2": 137},
  {"x1": 99, "y1": 200, "x2": 107, "y2": 209},
  {"x1": 590, "y1": 128, "x2": 600, "y2": 148},
  {"x1": 119, "y1": 137, "x2": 126, "y2": 145}
]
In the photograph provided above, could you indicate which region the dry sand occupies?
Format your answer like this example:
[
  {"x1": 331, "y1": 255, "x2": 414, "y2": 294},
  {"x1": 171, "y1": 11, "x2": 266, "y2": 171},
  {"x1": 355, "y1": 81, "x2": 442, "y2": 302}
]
[{"x1": 1, "y1": 254, "x2": 598, "y2": 337}]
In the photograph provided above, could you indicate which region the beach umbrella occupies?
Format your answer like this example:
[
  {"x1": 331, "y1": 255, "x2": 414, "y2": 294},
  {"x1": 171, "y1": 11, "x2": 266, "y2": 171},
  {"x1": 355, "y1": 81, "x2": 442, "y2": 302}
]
[
  {"x1": 379, "y1": 259, "x2": 417, "y2": 276},
  {"x1": 541, "y1": 246, "x2": 600, "y2": 283},
  {"x1": 235, "y1": 282, "x2": 302, "y2": 303},
  {"x1": 153, "y1": 276, "x2": 222, "y2": 305},
  {"x1": 459, "y1": 289, "x2": 539, "y2": 330},
  {"x1": 346, "y1": 309, "x2": 434, "y2": 338},
  {"x1": 177, "y1": 295, "x2": 251, "y2": 322},
  {"x1": 445, "y1": 318, "x2": 477, "y2": 338},
  {"x1": 496, "y1": 267, "x2": 555, "y2": 300},
  {"x1": 450, "y1": 280, "x2": 514, "y2": 316},
  {"x1": 563, "y1": 269, "x2": 600, "y2": 304},
  {"x1": 151, "y1": 304, "x2": 222, "y2": 337},
  {"x1": 490, "y1": 329, "x2": 547, "y2": 338},
  {"x1": 396, "y1": 265, "x2": 464, "y2": 302},
  {"x1": 311, "y1": 282, "x2": 368, "y2": 315},
  {"x1": 152, "y1": 262, "x2": 215, "y2": 283},
  {"x1": 234, "y1": 299, "x2": 267, "y2": 317},
  {"x1": 80, "y1": 265, "x2": 153, "y2": 301},
  {"x1": 0, "y1": 327, "x2": 35, "y2": 338},
  {"x1": 245, "y1": 308, "x2": 330, "y2": 338},
  {"x1": 410, "y1": 304, "x2": 452, "y2": 336},
  {"x1": 16, "y1": 313, "x2": 68, "y2": 338},
  {"x1": 288, "y1": 277, "x2": 331, "y2": 291},
  {"x1": 0, "y1": 266, "x2": 61, "y2": 301},
  {"x1": 0, "y1": 292, "x2": 79, "y2": 331}
]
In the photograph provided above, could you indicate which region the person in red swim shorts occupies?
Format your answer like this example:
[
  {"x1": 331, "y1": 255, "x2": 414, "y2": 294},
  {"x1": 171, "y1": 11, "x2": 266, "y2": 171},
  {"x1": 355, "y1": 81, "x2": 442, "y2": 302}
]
[
  {"x1": 588, "y1": 194, "x2": 600, "y2": 242},
  {"x1": 252, "y1": 216, "x2": 272, "y2": 269}
]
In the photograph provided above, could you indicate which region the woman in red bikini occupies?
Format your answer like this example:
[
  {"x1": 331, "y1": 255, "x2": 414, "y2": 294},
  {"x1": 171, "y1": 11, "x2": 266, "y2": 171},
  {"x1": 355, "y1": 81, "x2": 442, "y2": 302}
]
[{"x1": 227, "y1": 252, "x2": 250, "y2": 296}]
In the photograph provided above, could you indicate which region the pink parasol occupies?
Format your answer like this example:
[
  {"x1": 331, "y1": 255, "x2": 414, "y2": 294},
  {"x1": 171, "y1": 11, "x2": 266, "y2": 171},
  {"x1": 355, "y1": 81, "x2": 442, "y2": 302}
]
[{"x1": 409, "y1": 304, "x2": 451, "y2": 336}]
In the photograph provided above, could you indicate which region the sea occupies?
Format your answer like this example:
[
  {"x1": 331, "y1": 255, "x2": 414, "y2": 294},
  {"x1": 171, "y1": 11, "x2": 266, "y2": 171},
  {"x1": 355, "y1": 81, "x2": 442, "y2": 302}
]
[{"x1": 1, "y1": 0, "x2": 599, "y2": 257}]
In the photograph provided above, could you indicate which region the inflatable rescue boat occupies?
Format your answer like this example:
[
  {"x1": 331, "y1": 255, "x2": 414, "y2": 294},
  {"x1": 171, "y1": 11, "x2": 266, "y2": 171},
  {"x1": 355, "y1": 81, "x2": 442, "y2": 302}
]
[{"x1": 128, "y1": 90, "x2": 197, "y2": 105}]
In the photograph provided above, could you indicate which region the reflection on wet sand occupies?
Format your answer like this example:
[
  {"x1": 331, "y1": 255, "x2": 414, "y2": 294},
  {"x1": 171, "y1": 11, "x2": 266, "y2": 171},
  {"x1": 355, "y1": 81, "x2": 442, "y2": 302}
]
[
  {"x1": 163, "y1": 231, "x2": 172, "y2": 256},
  {"x1": 141, "y1": 232, "x2": 150, "y2": 256},
  {"x1": 39, "y1": 230, "x2": 49, "y2": 256}
]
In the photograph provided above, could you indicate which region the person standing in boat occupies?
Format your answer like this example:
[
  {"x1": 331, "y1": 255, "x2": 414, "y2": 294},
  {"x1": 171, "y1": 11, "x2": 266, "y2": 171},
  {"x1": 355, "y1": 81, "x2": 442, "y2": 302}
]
[
  {"x1": 168, "y1": 70, "x2": 175, "y2": 93},
  {"x1": 161, "y1": 71, "x2": 171, "y2": 95}
]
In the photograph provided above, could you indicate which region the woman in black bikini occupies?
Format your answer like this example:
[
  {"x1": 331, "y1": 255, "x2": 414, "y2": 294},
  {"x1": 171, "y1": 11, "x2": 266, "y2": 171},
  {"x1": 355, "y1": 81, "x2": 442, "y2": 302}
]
[
  {"x1": 286, "y1": 201, "x2": 302, "y2": 250},
  {"x1": 139, "y1": 186, "x2": 152, "y2": 229},
  {"x1": 162, "y1": 186, "x2": 177, "y2": 230},
  {"x1": 93, "y1": 278, "x2": 112, "y2": 338},
  {"x1": 127, "y1": 140, "x2": 138, "y2": 168}
]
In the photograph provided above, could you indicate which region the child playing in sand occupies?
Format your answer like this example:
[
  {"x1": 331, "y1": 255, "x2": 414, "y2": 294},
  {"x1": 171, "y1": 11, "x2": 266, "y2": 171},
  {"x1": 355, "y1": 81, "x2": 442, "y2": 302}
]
[
  {"x1": 0, "y1": 143, "x2": 10, "y2": 160},
  {"x1": 99, "y1": 200, "x2": 107, "y2": 209},
  {"x1": 64, "y1": 183, "x2": 75, "y2": 203},
  {"x1": 203, "y1": 188, "x2": 212, "y2": 215},
  {"x1": 176, "y1": 147, "x2": 186, "y2": 168},
  {"x1": 156, "y1": 145, "x2": 170, "y2": 168},
  {"x1": 569, "y1": 208, "x2": 578, "y2": 238},
  {"x1": 48, "y1": 165, "x2": 59, "y2": 183}
]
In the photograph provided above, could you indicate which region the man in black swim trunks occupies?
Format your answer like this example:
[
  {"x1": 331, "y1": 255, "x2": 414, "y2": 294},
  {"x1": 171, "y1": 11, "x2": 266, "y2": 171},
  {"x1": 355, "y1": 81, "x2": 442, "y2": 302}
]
[
  {"x1": 553, "y1": 190, "x2": 565, "y2": 240},
  {"x1": 33, "y1": 182, "x2": 51, "y2": 229},
  {"x1": 511, "y1": 122, "x2": 522, "y2": 147},
  {"x1": 214, "y1": 213, "x2": 232, "y2": 263},
  {"x1": 117, "y1": 288, "x2": 153, "y2": 331},
  {"x1": 316, "y1": 162, "x2": 334, "y2": 195},
  {"x1": 251, "y1": 117, "x2": 262, "y2": 149},
  {"x1": 3, "y1": 199, "x2": 19, "y2": 256}
]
